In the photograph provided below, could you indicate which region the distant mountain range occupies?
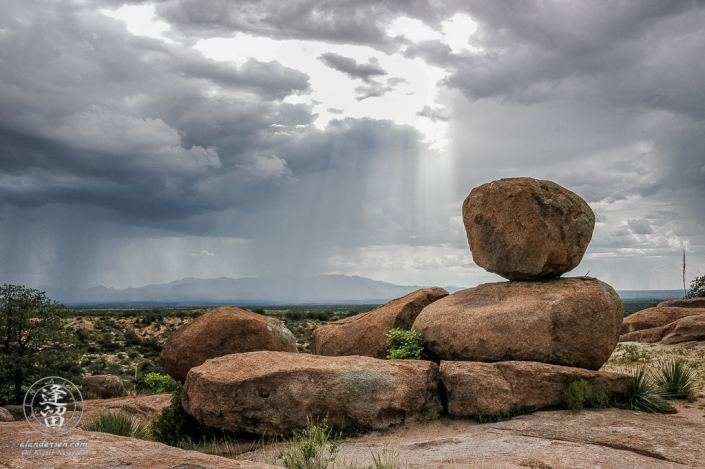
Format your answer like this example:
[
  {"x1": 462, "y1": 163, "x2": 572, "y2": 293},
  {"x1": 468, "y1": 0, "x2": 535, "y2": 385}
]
[
  {"x1": 40, "y1": 275, "x2": 467, "y2": 306},
  {"x1": 38, "y1": 275, "x2": 685, "y2": 306}
]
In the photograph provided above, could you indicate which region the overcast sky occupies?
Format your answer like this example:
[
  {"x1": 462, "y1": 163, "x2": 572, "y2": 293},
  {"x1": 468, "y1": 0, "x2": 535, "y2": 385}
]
[{"x1": 1, "y1": 0, "x2": 704, "y2": 291}]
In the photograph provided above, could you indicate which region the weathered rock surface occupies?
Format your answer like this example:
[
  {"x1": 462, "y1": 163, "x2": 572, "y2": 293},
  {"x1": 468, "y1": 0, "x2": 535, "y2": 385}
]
[
  {"x1": 412, "y1": 277, "x2": 623, "y2": 369},
  {"x1": 660, "y1": 315, "x2": 705, "y2": 344},
  {"x1": 619, "y1": 326, "x2": 666, "y2": 343},
  {"x1": 161, "y1": 306, "x2": 297, "y2": 382},
  {"x1": 0, "y1": 407, "x2": 12, "y2": 422},
  {"x1": 311, "y1": 287, "x2": 448, "y2": 359},
  {"x1": 82, "y1": 374, "x2": 125, "y2": 399},
  {"x1": 182, "y1": 351, "x2": 442, "y2": 436},
  {"x1": 439, "y1": 361, "x2": 633, "y2": 418},
  {"x1": 462, "y1": 177, "x2": 595, "y2": 280},
  {"x1": 621, "y1": 307, "x2": 705, "y2": 335},
  {"x1": 0, "y1": 422, "x2": 281, "y2": 469},
  {"x1": 658, "y1": 297, "x2": 705, "y2": 308},
  {"x1": 242, "y1": 404, "x2": 705, "y2": 468}
]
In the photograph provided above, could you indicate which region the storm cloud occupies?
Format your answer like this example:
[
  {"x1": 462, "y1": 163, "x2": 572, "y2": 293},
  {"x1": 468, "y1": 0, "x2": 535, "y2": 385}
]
[{"x1": 1, "y1": 0, "x2": 704, "y2": 291}]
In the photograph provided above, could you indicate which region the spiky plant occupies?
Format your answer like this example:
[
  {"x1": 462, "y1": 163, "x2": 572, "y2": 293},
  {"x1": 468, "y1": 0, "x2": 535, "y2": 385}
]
[
  {"x1": 654, "y1": 357, "x2": 698, "y2": 400},
  {"x1": 82, "y1": 407, "x2": 151, "y2": 439},
  {"x1": 627, "y1": 366, "x2": 676, "y2": 414}
]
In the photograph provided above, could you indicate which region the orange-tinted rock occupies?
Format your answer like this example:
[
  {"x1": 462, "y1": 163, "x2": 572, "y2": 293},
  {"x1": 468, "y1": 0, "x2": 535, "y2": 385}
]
[
  {"x1": 619, "y1": 326, "x2": 665, "y2": 343},
  {"x1": 657, "y1": 298, "x2": 705, "y2": 308},
  {"x1": 161, "y1": 306, "x2": 297, "y2": 382},
  {"x1": 462, "y1": 178, "x2": 595, "y2": 280},
  {"x1": 82, "y1": 375, "x2": 125, "y2": 399},
  {"x1": 660, "y1": 315, "x2": 705, "y2": 344},
  {"x1": 439, "y1": 361, "x2": 633, "y2": 419},
  {"x1": 412, "y1": 277, "x2": 622, "y2": 370},
  {"x1": 311, "y1": 287, "x2": 448, "y2": 359},
  {"x1": 621, "y1": 307, "x2": 705, "y2": 335},
  {"x1": 0, "y1": 421, "x2": 280, "y2": 469},
  {"x1": 182, "y1": 351, "x2": 442, "y2": 436}
]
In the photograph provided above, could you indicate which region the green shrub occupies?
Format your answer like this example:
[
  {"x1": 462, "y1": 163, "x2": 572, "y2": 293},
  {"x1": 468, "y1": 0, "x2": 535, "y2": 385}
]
[
  {"x1": 386, "y1": 328, "x2": 425, "y2": 360},
  {"x1": 276, "y1": 420, "x2": 339, "y2": 469},
  {"x1": 82, "y1": 408, "x2": 151, "y2": 440},
  {"x1": 563, "y1": 379, "x2": 609, "y2": 410},
  {"x1": 143, "y1": 372, "x2": 180, "y2": 394},
  {"x1": 626, "y1": 366, "x2": 676, "y2": 413},
  {"x1": 654, "y1": 358, "x2": 698, "y2": 400},
  {"x1": 686, "y1": 274, "x2": 705, "y2": 298},
  {"x1": 152, "y1": 384, "x2": 231, "y2": 446}
]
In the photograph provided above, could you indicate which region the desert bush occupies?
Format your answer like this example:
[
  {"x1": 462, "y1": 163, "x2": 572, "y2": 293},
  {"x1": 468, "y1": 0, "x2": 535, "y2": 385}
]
[
  {"x1": 626, "y1": 366, "x2": 675, "y2": 413},
  {"x1": 82, "y1": 408, "x2": 151, "y2": 440},
  {"x1": 275, "y1": 419, "x2": 339, "y2": 469},
  {"x1": 143, "y1": 372, "x2": 180, "y2": 394},
  {"x1": 386, "y1": 328, "x2": 425, "y2": 360},
  {"x1": 653, "y1": 358, "x2": 698, "y2": 401},
  {"x1": 686, "y1": 274, "x2": 705, "y2": 298},
  {"x1": 563, "y1": 379, "x2": 609, "y2": 410},
  {"x1": 152, "y1": 384, "x2": 232, "y2": 446}
]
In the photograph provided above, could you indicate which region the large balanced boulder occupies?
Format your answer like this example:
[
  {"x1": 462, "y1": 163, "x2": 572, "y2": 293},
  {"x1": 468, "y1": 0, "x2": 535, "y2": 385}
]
[
  {"x1": 463, "y1": 178, "x2": 595, "y2": 280},
  {"x1": 657, "y1": 298, "x2": 705, "y2": 308},
  {"x1": 439, "y1": 361, "x2": 632, "y2": 419},
  {"x1": 621, "y1": 307, "x2": 705, "y2": 335},
  {"x1": 182, "y1": 351, "x2": 442, "y2": 436},
  {"x1": 413, "y1": 277, "x2": 623, "y2": 370},
  {"x1": 161, "y1": 306, "x2": 297, "y2": 382},
  {"x1": 311, "y1": 287, "x2": 448, "y2": 359},
  {"x1": 82, "y1": 375, "x2": 125, "y2": 399}
]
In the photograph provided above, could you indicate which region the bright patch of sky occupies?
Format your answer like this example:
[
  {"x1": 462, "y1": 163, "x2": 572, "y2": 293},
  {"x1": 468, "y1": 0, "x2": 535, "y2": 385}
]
[{"x1": 100, "y1": 7, "x2": 481, "y2": 150}]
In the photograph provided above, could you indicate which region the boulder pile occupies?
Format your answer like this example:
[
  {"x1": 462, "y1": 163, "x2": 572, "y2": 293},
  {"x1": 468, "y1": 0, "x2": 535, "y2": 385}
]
[
  {"x1": 175, "y1": 177, "x2": 631, "y2": 432},
  {"x1": 620, "y1": 298, "x2": 705, "y2": 344},
  {"x1": 413, "y1": 177, "x2": 627, "y2": 417}
]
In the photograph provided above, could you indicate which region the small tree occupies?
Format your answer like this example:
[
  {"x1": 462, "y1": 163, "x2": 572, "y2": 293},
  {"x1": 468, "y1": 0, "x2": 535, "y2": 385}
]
[
  {"x1": 685, "y1": 275, "x2": 705, "y2": 299},
  {"x1": 0, "y1": 284, "x2": 82, "y2": 405}
]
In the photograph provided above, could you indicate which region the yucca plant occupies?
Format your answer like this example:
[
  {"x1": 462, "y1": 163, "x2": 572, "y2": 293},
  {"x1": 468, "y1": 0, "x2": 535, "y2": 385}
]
[
  {"x1": 82, "y1": 407, "x2": 151, "y2": 440},
  {"x1": 276, "y1": 419, "x2": 339, "y2": 469},
  {"x1": 653, "y1": 357, "x2": 698, "y2": 401},
  {"x1": 627, "y1": 366, "x2": 676, "y2": 414}
]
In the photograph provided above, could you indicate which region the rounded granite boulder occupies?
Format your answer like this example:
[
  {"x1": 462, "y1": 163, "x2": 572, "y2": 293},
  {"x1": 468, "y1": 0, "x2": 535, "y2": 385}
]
[
  {"x1": 412, "y1": 277, "x2": 623, "y2": 370},
  {"x1": 462, "y1": 177, "x2": 595, "y2": 280}
]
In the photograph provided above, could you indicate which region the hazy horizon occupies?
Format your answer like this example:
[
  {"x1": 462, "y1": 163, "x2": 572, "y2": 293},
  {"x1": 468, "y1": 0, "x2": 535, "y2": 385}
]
[{"x1": 2, "y1": 1, "x2": 704, "y2": 292}]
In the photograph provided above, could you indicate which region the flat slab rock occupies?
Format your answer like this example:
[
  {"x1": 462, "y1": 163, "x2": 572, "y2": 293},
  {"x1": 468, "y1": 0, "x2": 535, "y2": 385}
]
[
  {"x1": 241, "y1": 405, "x2": 705, "y2": 469},
  {"x1": 311, "y1": 287, "x2": 448, "y2": 359},
  {"x1": 439, "y1": 361, "x2": 633, "y2": 418},
  {"x1": 0, "y1": 422, "x2": 281, "y2": 469},
  {"x1": 462, "y1": 177, "x2": 595, "y2": 280},
  {"x1": 161, "y1": 306, "x2": 297, "y2": 382},
  {"x1": 622, "y1": 306, "x2": 705, "y2": 335},
  {"x1": 182, "y1": 351, "x2": 442, "y2": 436},
  {"x1": 413, "y1": 277, "x2": 623, "y2": 370}
]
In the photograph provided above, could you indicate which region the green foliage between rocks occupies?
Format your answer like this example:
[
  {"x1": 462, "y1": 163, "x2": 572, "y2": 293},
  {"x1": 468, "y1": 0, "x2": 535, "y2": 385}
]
[
  {"x1": 143, "y1": 372, "x2": 180, "y2": 394},
  {"x1": 82, "y1": 407, "x2": 151, "y2": 440},
  {"x1": 276, "y1": 420, "x2": 340, "y2": 469},
  {"x1": 685, "y1": 274, "x2": 705, "y2": 298},
  {"x1": 386, "y1": 328, "x2": 425, "y2": 360},
  {"x1": 563, "y1": 379, "x2": 609, "y2": 410},
  {"x1": 152, "y1": 383, "x2": 234, "y2": 447},
  {"x1": 626, "y1": 366, "x2": 676, "y2": 414}
]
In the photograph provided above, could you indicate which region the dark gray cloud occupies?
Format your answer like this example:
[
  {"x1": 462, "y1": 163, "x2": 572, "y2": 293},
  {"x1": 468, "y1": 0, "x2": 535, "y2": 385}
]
[
  {"x1": 318, "y1": 53, "x2": 387, "y2": 83},
  {"x1": 150, "y1": 0, "x2": 443, "y2": 51}
]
